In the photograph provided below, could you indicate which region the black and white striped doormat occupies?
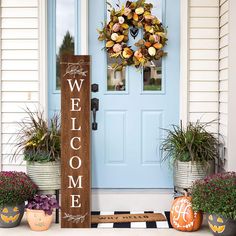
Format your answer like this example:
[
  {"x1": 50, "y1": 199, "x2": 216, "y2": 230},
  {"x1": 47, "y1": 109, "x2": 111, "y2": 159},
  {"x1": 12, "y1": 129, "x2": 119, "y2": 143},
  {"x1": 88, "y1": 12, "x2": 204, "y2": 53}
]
[{"x1": 91, "y1": 211, "x2": 172, "y2": 228}]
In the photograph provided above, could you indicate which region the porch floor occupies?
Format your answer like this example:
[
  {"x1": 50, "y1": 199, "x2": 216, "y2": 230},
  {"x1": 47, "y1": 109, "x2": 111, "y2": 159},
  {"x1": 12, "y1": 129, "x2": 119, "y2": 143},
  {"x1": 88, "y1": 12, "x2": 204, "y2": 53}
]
[{"x1": 0, "y1": 219, "x2": 212, "y2": 236}]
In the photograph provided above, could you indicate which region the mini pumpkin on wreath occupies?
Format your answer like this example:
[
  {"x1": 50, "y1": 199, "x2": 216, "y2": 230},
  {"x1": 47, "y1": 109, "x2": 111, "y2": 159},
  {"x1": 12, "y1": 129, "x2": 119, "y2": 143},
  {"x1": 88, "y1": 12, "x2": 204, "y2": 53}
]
[{"x1": 97, "y1": 0, "x2": 168, "y2": 70}]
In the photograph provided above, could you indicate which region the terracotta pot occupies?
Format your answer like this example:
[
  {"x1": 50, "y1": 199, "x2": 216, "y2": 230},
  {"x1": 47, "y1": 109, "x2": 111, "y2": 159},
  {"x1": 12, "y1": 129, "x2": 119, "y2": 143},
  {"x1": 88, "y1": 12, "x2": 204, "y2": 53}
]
[
  {"x1": 0, "y1": 203, "x2": 25, "y2": 228},
  {"x1": 26, "y1": 209, "x2": 53, "y2": 231}
]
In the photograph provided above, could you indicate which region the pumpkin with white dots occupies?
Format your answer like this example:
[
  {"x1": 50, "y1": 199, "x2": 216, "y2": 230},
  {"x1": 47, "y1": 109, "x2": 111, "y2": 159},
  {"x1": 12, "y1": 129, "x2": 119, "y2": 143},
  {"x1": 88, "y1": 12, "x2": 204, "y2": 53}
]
[{"x1": 170, "y1": 195, "x2": 203, "y2": 231}]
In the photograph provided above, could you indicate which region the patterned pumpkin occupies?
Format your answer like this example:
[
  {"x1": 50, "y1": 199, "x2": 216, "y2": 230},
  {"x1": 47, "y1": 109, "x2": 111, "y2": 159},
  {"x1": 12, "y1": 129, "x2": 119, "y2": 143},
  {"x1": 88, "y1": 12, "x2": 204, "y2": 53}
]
[{"x1": 170, "y1": 195, "x2": 203, "y2": 231}]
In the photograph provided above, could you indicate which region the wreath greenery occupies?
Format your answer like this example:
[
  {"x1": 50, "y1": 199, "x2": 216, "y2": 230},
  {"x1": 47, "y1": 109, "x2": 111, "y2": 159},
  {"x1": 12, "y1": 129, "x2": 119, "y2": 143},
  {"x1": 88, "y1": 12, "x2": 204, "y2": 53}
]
[{"x1": 98, "y1": 0, "x2": 168, "y2": 70}]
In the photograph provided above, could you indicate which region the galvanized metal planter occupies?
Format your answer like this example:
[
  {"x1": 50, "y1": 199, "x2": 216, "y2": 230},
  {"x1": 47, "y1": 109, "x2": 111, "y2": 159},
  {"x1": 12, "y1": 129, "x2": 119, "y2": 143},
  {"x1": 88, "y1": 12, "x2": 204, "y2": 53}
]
[
  {"x1": 174, "y1": 160, "x2": 215, "y2": 193},
  {"x1": 26, "y1": 161, "x2": 61, "y2": 191}
]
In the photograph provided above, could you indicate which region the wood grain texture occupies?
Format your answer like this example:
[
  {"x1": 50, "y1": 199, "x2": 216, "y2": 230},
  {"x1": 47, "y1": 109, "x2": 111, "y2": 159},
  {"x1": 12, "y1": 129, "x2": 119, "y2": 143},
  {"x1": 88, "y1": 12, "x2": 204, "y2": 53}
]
[
  {"x1": 61, "y1": 55, "x2": 91, "y2": 228},
  {"x1": 91, "y1": 213, "x2": 166, "y2": 224}
]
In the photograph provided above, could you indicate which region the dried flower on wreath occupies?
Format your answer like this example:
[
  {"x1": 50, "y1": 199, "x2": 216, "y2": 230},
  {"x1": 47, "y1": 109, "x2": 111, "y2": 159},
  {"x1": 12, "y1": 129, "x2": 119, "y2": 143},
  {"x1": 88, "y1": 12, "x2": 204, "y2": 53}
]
[{"x1": 97, "y1": 0, "x2": 168, "y2": 70}]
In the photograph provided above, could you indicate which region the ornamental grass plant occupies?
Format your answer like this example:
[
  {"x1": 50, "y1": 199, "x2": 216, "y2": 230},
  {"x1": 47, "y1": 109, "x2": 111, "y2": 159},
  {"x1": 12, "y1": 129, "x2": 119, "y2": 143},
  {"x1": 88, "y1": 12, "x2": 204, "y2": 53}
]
[
  {"x1": 0, "y1": 171, "x2": 38, "y2": 207},
  {"x1": 13, "y1": 109, "x2": 61, "y2": 163},
  {"x1": 161, "y1": 121, "x2": 219, "y2": 166},
  {"x1": 191, "y1": 172, "x2": 236, "y2": 220}
]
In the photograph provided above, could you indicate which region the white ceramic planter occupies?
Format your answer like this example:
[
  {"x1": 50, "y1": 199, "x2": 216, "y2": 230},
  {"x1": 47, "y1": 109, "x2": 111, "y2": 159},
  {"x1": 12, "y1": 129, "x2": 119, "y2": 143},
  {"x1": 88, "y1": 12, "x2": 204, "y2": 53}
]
[
  {"x1": 174, "y1": 160, "x2": 215, "y2": 193},
  {"x1": 26, "y1": 161, "x2": 61, "y2": 190}
]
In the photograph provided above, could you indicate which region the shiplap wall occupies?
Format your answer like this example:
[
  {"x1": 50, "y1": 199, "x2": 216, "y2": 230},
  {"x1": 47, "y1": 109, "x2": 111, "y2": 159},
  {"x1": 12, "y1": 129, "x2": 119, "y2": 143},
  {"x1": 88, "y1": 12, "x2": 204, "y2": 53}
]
[
  {"x1": 188, "y1": 0, "x2": 219, "y2": 133},
  {"x1": 219, "y1": 0, "x2": 228, "y2": 161},
  {"x1": 0, "y1": 0, "x2": 40, "y2": 171}
]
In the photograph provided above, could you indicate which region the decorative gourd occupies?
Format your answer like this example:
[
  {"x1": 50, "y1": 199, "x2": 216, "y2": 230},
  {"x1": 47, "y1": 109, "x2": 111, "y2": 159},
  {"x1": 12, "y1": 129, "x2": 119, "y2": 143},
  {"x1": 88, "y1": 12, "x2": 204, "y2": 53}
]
[{"x1": 170, "y1": 194, "x2": 203, "y2": 231}]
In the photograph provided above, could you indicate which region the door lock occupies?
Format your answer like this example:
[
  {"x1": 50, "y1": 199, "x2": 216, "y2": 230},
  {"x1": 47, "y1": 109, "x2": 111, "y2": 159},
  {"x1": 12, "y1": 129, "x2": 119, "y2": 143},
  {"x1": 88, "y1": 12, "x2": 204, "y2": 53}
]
[
  {"x1": 91, "y1": 98, "x2": 99, "y2": 130},
  {"x1": 91, "y1": 83, "x2": 99, "y2": 92}
]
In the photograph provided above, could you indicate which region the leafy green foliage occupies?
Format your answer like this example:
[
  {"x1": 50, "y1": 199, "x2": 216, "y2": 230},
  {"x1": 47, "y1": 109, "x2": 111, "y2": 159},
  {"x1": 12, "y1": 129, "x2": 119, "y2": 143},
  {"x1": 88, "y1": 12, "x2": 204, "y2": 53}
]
[
  {"x1": 0, "y1": 171, "x2": 38, "y2": 207},
  {"x1": 13, "y1": 109, "x2": 60, "y2": 163},
  {"x1": 191, "y1": 172, "x2": 236, "y2": 220},
  {"x1": 161, "y1": 121, "x2": 219, "y2": 166}
]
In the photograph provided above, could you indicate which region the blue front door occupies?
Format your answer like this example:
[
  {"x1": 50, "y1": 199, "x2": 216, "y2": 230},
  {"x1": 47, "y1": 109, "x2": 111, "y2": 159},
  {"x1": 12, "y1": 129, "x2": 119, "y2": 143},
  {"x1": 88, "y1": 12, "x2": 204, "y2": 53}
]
[
  {"x1": 48, "y1": 0, "x2": 180, "y2": 188},
  {"x1": 90, "y1": 0, "x2": 180, "y2": 188}
]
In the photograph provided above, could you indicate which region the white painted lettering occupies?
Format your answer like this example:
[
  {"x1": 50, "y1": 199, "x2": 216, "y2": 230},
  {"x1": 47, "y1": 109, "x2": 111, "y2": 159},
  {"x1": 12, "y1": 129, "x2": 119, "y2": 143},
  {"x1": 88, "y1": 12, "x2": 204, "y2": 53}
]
[
  {"x1": 67, "y1": 79, "x2": 84, "y2": 92},
  {"x1": 70, "y1": 137, "x2": 81, "y2": 150},
  {"x1": 69, "y1": 156, "x2": 82, "y2": 170},
  {"x1": 68, "y1": 175, "x2": 83, "y2": 188},
  {"x1": 71, "y1": 117, "x2": 81, "y2": 131},
  {"x1": 71, "y1": 195, "x2": 81, "y2": 208},
  {"x1": 71, "y1": 98, "x2": 81, "y2": 111}
]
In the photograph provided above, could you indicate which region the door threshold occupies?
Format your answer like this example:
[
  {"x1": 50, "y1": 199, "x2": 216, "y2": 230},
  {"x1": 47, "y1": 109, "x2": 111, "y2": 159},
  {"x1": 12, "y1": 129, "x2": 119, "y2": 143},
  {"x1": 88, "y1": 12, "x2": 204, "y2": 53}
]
[{"x1": 91, "y1": 189, "x2": 174, "y2": 212}]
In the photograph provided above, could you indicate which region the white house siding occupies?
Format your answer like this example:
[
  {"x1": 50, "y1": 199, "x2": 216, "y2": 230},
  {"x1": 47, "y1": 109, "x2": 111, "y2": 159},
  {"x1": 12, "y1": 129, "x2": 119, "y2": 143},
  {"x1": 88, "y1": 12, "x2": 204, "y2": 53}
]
[
  {"x1": 0, "y1": 0, "x2": 40, "y2": 171},
  {"x1": 219, "y1": 0, "x2": 229, "y2": 166},
  {"x1": 188, "y1": 0, "x2": 219, "y2": 134}
]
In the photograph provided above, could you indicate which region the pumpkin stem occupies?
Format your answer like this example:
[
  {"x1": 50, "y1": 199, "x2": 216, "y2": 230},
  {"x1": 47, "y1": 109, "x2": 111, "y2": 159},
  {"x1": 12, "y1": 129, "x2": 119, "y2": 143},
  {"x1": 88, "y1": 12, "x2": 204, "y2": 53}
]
[{"x1": 184, "y1": 189, "x2": 189, "y2": 197}]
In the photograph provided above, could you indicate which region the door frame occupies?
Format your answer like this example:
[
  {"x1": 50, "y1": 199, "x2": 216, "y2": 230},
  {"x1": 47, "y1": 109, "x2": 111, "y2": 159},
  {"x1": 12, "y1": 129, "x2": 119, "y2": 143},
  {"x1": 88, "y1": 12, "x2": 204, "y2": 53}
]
[
  {"x1": 40, "y1": 0, "x2": 189, "y2": 122},
  {"x1": 39, "y1": 0, "x2": 189, "y2": 208}
]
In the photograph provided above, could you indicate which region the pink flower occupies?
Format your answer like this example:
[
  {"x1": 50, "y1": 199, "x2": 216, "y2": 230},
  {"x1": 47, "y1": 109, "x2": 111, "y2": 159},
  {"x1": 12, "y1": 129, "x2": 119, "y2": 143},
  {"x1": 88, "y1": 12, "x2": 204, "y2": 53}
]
[
  {"x1": 123, "y1": 7, "x2": 131, "y2": 16},
  {"x1": 134, "y1": 50, "x2": 143, "y2": 59},
  {"x1": 153, "y1": 34, "x2": 160, "y2": 43},
  {"x1": 113, "y1": 43, "x2": 122, "y2": 53},
  {"x1": 112, "y1": 23, "x2": 120, "y2": 32}
]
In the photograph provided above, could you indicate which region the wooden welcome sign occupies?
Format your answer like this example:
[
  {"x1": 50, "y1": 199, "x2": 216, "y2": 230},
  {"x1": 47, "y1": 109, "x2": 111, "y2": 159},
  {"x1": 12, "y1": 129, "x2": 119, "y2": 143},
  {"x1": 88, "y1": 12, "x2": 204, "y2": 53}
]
[{"x1": 61, "y1": 55, "x2": 91, "y2": 228}]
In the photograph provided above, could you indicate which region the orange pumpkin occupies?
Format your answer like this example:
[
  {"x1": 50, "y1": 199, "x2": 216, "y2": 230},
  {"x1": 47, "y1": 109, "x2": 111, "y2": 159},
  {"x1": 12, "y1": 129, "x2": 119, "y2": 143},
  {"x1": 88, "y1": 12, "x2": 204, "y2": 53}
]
[{"x1": 170, "y1": 195, "x2": 203, "y2": 231}]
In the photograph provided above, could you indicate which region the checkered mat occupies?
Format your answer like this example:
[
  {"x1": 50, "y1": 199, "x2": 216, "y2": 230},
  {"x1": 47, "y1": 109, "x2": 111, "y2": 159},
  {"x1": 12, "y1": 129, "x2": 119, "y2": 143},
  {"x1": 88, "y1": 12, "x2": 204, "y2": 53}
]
[{"x1": 91, "y1": 211, "x2": 172, "y2": 228}]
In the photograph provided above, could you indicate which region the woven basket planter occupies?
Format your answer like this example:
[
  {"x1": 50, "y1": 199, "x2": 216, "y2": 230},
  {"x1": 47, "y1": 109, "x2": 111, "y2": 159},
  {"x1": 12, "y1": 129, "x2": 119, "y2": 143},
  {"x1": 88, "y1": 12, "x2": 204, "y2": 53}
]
[
  {"x1": 174, "y1": 160, "x2": 215, "y2": 193},
  {"x1": 26, "y1": 161, "x2": 61, "y2": 191}
]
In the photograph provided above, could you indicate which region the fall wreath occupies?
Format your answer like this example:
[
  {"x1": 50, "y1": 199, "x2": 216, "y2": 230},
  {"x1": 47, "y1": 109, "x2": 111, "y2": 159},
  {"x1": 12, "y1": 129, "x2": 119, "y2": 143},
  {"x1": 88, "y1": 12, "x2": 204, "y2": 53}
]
[{"x1": 97, "y1": 0, "x2": 168, "y2": 70}]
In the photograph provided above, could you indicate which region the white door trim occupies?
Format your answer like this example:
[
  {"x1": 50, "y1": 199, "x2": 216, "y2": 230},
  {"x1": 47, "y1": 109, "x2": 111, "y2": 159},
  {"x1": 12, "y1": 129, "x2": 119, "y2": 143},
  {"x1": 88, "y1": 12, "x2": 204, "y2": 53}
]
[
  {"x1": 92, "y1": 189, "x2": 173, "y2": 211},
  {"x1": 227, "y1": 0, "x2": 236, "y2": 171},
  {"x1": 80, "y1": 0, "x2": 89, "y2": 54},
  {"x1": 179, "y1": 0, "x2": 189, "y2": 125},
  {"x1": 39, "y1": 0, "x2": 48, "y2": 118},
  {"x1": 0, "y1": 2, "x2": 2, "y2": 171}
]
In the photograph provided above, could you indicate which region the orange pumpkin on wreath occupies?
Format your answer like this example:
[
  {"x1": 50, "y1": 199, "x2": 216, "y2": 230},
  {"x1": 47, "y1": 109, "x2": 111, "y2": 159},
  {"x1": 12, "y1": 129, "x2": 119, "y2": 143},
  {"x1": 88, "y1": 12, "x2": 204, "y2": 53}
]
[{"x1": 170, "y1": 194, "x2": 203, "y2": 231}]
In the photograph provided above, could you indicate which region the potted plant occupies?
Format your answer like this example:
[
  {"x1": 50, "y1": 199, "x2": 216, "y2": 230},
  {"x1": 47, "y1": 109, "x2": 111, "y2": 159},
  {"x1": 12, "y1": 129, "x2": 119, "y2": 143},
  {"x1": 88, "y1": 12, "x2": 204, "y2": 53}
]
[
  {"x1": 161, "y1": 121, "x2": 218, "y2": 192},
  {"x1": 192, "y1": 172, "x2": 236, "y2": 236},
  {"x1": 13, "y1": 109, "x2": 61, "y2": 191},
  {"x1": 26, "y1": 194, "x2": 59, "y2": 231},
  {"x1": 0, "y1": 171, "x2": 37, "y2": 228}
]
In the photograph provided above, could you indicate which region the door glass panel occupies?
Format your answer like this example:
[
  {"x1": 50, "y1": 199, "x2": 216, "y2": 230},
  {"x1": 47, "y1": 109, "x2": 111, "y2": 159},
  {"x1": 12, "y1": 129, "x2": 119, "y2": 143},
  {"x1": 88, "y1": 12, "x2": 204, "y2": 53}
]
[
  {"x1": 106, "y1": 0, "x2": 126, "y2": 92},
  {"x1": 56, "y1": 0, "x2": 75, "y2": 90},
  {"x1": 143, "y1": 60, "x2": 162, "y2": 91},
  {"x1": 143, "y1": 0, "x2": 163, "y2": 92},
  {"x1": 107, "y1": 57, "x2": 126, "y2": 91}
]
